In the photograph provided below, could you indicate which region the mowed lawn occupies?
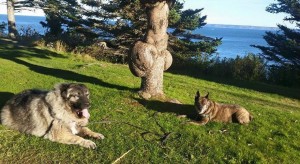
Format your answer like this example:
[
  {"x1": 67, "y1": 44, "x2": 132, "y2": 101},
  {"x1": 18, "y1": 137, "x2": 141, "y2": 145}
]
[{"x1": 0, "y1": 38, "x2": 300, "y2": 163}]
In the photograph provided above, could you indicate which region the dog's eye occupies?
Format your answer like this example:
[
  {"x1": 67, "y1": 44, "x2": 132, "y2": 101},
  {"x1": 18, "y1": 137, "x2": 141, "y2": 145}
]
[{"x1": 71, "y1": 94, "x2": 79, "y2": 98}]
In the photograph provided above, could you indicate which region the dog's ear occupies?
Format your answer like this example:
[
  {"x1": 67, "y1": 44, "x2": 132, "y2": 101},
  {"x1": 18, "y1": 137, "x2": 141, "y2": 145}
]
[
  {"x1": 205, "y1": 92, "x2": 209, "y2": 99},
  {"x1": 195, "y1": 90, "x2": 200, "y2": 98},
  {"x1": 56, "y1": 83, "x2": 71, "y2": 99}
]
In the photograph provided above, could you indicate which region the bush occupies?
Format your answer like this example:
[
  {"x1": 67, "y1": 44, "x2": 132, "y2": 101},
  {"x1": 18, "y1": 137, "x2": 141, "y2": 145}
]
[
  {"x1": 171, "y1": 53, "x2": 268, "y2": 81},
  {"x1": 0, "y1": 22, "x2": 7, "y2": 37},
  {"x1": 207, "y1": 54, "x2": 267, "y2": 81},
  {"x1": 17, "y1": 26, "x2": 42, "y2": 45},
  {"x1": 171, "y1": 52, "x2": 300, "y2": 88},
  {"x1": 209, "y1": 57, "x2": 235, "y2": 78},
  {"x1": 231, "y1": 54, "x2": 267, "y2": 81},
  {"x1": 170, "y1": 51, "x2": 218, "y2": 76},
  {"x1": 267, "y1": 65, "x2": 300, "y2": 87}
]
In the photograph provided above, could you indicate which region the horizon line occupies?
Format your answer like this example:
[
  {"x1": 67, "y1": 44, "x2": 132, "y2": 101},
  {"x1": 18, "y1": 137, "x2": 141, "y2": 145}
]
[{"x1": 0, "y1": 13, "x2": 283, "y2": 29}]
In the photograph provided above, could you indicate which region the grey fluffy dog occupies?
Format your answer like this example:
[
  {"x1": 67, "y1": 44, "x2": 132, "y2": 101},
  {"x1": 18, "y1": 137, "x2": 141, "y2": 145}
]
[{"x1": 1, "y1": 83, "x2": 104, "y2": 149}]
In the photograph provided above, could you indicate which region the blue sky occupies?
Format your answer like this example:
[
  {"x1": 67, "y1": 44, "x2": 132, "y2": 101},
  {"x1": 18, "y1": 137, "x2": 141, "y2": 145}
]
[
  {"x1": 0, "y1": 0, "x2": 294, "y2": 28},
  {"x1": 183, "y1": 0, "x2": 293, "y2": 28}
]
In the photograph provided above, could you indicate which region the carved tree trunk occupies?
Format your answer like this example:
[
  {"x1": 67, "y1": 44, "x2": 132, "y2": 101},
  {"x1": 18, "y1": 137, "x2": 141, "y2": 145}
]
[
  {"x1": 129, "y1": 1, "x2": 173, "y2": 99},
  {"x1": 7, "y1": 0, "x2": 18, "y2": 39}
]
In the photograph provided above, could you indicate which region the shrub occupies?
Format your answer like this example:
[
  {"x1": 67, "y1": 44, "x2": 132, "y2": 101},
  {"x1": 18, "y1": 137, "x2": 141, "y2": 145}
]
[
  {"x1": 72, "y1": 42, "x2": 127, "y2": 63},
  {"x1": 231, "y1": 54, "x2": 267, "y2": 81},
  {"x1": 17, "y1": 26, "x2": 42, "y2": 44},
  {"x1": 206, "y1": 54, "x2": 267, "y2": 81},
  {"x1": 0, "y1": 22, "x2": 7, "y2": 37},
  {"x1": 171, "y1": 52, "x2": 300, "y2": 88},
  {"x1": 209, "y1": 57, "x2": 235, "y2": 78},
  {"x1": 171, "y1": 51, "x2": 221, "y2": 76},
  {"x1": 171, "y1": 53, "x2": 268, "y2": 82},
  {"x1": 267, "y1": 65, "x2": 300, "y2": 87}
]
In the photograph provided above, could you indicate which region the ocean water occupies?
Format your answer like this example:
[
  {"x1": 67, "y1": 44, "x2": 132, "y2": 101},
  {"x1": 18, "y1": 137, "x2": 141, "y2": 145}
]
[
  {"x1": 195, "y1": 24, "x2": 277, "y2": 58},
  {"x1": 0, "y1": 14, "x2": 277, "y2": 59},
  {"x1": 0, "y1": 14, "x2": 45, "y2": 34}
]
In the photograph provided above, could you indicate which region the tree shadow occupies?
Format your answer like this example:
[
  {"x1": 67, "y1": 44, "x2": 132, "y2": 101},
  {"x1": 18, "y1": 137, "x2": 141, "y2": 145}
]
[
  {"x1": 134, "y1": 98, "x2": 198, "y2": 121},
  {"x1": 10, "y1": 58, "x2": 132, "y2": 91},
  {"x1": 168, "y1": 66, "x2": 300, "y2": 100},
  {"x1": 0, "y1": 38, "x2": 134, "y2": 92},
  {"x1": 0, "y1": 38, "x2": 64, "y2": 59}
]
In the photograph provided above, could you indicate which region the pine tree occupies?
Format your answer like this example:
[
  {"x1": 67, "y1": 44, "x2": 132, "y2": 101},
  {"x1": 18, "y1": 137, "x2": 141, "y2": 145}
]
[
  {"x1": 34, "y1": 0, "x2": 220, "y2": 56},
  {"x1": 35, "y1": 0, "x2": 98, "y2": 47},
  {"x1": 85, "y1": 0, "x2": 220, "y2": 98},
  {"x1": 76, "y1": 0, "x2": 220, "y2": 54},
  {"x1": 253, "y1": 0, "x2": 300, "y2": 70},
  {"x1": 168, "y1": 1, "x2": 221, "y2": 55}
]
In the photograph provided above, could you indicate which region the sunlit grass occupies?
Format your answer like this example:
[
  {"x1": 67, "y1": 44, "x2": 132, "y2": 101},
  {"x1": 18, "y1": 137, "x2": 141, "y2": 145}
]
[{"x1": 0, "y1": 38, "x2": 300, "y2": 163}]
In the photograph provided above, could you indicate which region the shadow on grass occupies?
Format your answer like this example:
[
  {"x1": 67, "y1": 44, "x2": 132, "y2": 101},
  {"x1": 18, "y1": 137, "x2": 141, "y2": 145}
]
[
  {"x1": 0, "y1": 38, "x2": 65, "y2": 59},
  {"x1": 0, "y1": 38, "x2": 133, "y2": 92},
  {"x1": 135, "y1": 98, "x2": 198, "y2": 121},
  {"x1": 168, "y1": 66, "x2": 300, "y2": 100}
]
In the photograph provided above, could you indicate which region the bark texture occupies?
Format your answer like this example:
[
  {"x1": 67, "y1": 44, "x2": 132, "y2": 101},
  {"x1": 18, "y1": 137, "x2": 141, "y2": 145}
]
[
  {"x1": 7, "y1": 0, "x2": 18, "y2": 39},
  {"x1": 129, "y1": 1, "x2": 172, "y2": 99}
]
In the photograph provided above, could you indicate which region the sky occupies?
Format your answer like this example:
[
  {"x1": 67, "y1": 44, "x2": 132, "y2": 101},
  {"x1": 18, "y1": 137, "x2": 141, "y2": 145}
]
[
  {"x1": 0, "y1": 0, "x2": 295, "y2": 28},
  {"x1": 183, "y1": 0, "x2": 293, "y2": 28}
]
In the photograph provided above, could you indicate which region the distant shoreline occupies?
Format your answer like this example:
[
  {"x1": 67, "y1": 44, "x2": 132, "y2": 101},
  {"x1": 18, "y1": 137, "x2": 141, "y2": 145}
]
[
  {"x1": 0, "y1": 14, "x2": 279, "y2": 30},
  {"x1": 205, "y1": 24, "x2": 279, "y2": 31},
  {"x1": 0, "y1": 14, "x2": 45, "y2": 18},
  {"x1": 0, "y1": 14, "x2": 270, "y2": 58}
]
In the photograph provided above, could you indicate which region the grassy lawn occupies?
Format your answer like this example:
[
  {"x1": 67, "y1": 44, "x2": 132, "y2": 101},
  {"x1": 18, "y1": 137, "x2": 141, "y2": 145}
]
[{"x1": 0, "y1": 38, "x2": 300, "y2": 163}]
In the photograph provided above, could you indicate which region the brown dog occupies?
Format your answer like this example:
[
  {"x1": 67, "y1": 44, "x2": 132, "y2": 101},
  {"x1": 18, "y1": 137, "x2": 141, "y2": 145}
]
[{"x1": 192, "y1": 91, "x2": 253, "y2": 125}]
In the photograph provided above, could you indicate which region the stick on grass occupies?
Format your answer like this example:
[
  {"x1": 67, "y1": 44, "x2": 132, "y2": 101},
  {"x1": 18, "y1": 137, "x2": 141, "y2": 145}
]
[{"x1": 112, "y1": 148, "x2": 134, "y2": 164}]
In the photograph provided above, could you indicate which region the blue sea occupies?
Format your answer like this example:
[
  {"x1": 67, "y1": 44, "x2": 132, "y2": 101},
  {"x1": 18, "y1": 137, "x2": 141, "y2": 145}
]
[
  {"x1": 0, "y1": 14, "x2": 278, "y2": 59},
  {"x1": 194, "y1": 24, "x2": 277, "y2": 58},
  {"x1": 0, "y1": 14, "x2": 45, "y2": 34}
]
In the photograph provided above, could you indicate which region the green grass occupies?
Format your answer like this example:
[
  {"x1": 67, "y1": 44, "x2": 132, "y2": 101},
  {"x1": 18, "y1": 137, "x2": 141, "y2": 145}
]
[{"x1": 0, "y1": 38, "x2": 300, "y2": 163}]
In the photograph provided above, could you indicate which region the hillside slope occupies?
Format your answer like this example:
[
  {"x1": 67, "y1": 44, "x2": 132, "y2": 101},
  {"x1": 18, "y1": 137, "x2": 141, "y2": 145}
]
[{"x1": 0, "y1": 38, "x2": 300, "y2": 163}]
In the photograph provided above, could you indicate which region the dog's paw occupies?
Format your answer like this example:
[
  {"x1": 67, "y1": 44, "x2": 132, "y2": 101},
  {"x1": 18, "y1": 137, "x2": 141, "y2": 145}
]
[
  {"x1": 81, "y1": 139, "x2": 97, "y2": 149},
  {"x1": 93, "y1": 133, "x2": 105, "y2": 140}
]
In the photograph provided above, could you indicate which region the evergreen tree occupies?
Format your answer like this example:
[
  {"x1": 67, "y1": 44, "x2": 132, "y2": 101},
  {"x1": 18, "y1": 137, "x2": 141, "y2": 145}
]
[
  {"x1": 81, "y1": 0, "x2": 221, "y2": 98},
  {"x1": 168, "y1": 1, "x2": 221, "y2": 55},
  {"x1": 128, "y1": 0, "x2": 174, "y2": 98},
  {"x1": 78, "y1": 0, "x2": 151, "y2": 48},
  {"x1": 253, "y1": 0, "x2": 300, "y2": 70},
  {"x1": 34, "y1": 0, "x2": 98, "y2": 47},
  {"x1": 94, "y1": 0, "x2": 221, "y2": 54},
  {"x1": 35, "y1": 0, "x2": 221, "y2": 56}
]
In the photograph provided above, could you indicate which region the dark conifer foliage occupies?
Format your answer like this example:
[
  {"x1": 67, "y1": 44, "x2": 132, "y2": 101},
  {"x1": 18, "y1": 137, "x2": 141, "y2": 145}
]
[
  {"x1": 168, "y1": 1, "x2": 221, "y2": 55},
  {"x1": 33, "y1": 0, "x2": 220, "y2": 55},
  {"x1": 253, "y1": 0, "x2": 300, "y2": 69}
]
